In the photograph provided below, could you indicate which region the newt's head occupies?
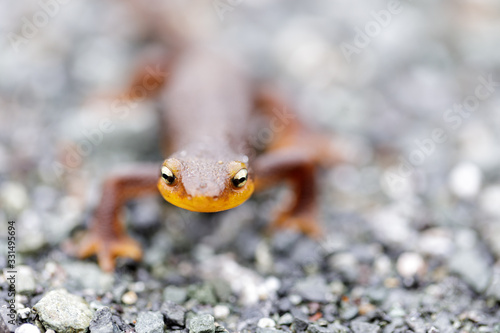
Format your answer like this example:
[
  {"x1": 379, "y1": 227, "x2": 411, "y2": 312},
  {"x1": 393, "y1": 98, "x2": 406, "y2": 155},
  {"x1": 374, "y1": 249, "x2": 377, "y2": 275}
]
[{"x1": 157, "y1": 157, "x2": 254, "y2": 212}]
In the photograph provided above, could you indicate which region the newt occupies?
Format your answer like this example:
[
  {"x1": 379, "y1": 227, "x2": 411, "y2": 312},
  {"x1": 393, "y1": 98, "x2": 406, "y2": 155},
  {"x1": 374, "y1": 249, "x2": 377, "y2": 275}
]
[{"x1": 70, "y1": 1, "x2": 345, "y2": 271}]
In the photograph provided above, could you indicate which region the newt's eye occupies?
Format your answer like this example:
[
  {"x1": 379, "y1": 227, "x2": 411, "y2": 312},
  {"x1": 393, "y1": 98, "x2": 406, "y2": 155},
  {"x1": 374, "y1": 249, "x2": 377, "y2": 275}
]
[
  {"x1": 161, "y1": 166, "x2": 176, "y2": 185},
  {"x1": 232, "y1": 168, "x2": 248, "y2": 188}
]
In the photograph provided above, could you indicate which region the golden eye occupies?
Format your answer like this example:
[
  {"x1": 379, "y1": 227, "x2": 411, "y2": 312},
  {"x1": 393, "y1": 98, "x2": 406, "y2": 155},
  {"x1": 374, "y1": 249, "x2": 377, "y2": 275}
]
[
  {"x1": 161, "y1": 166, "x2": 176, "y2": 185},
  {"x1": 232, "y1": 168, "x2": 248, "y2": 188}
]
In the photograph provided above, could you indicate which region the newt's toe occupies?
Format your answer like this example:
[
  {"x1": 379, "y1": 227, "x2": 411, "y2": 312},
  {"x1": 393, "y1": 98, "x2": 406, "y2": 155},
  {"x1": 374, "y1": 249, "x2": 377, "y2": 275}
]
[
  {"x1": 269, "y1": 212, "x2": 322, "y2": 238},
  {"x1": 67, "y1": 232, "x2": 142, "y2": 272}
]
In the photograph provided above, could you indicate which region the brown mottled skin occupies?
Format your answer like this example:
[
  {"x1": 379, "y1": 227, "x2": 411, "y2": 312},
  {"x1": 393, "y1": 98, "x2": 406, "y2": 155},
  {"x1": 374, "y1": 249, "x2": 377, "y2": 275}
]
[{"x1": 71, "y1": 4, "x2": 341, "y2": 272}]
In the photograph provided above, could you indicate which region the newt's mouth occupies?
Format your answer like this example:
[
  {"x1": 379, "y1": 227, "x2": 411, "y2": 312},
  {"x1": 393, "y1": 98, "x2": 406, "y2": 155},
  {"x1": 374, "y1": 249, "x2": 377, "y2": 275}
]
[{"x1": 157, "y1": 179, "x2": 254, "y2": 213}]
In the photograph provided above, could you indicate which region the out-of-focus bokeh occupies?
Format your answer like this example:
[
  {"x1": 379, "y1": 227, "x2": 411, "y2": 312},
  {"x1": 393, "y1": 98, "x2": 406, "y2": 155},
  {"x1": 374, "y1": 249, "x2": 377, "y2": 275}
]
[{"x1": 1, "y1": 0, "x2": 500, "y2": 332}]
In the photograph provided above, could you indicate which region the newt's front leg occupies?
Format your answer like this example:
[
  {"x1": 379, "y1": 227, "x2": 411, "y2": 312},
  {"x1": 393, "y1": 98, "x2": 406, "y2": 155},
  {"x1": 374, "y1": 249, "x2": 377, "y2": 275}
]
[
  {"x1": 253, "y1": 89, "x2": 345, "y2": 237},
  {"x1": 254, "y1": 150, "x2": 321, "y2": 237},
  {"x1": 70, "y1": 164, "x2": 160, "y2": 271}
]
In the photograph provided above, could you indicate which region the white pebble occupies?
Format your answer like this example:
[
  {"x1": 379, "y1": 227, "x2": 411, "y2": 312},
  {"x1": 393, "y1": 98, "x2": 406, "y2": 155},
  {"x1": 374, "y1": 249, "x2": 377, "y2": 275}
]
[
  {"x1": 479, "y1": 185, "x2": 500, "y2": 216},
  {"x1": 15, "y1": 324, "x2": 40, "y2": 333},
  {"x1": 257, "y1": 317, "x2": 276, "y2": 328},
  {"x1": 213, "y1": 305, "x2": 230, "y2": 320},
  {"x1": 0, "y1": 182, "x2": 29, "y2": 212},
  {"x1": 397, "y1": 252, "x2": 425, "y2": 278},
  {"x1": 374, "y1": 255, "x2": 392, "y2": 276},
  {"x1": 121, "y1": 290, "x2": 138, "y2": 305},
  {"x1": 288, "y1": 294, "x2": 302, "y2": 305},
  {"x1": 455, "y1": 228, "x2": 478, "y2": 250},
  {"x1": 17, "y1": 307, "x2": 31, "y2": 319},
  {"x1": 417, "y1": 228, "x2": 454, "y2": 257},
  {"x1": 448, "y1": 162, "x2": 482, "y2": 199}
]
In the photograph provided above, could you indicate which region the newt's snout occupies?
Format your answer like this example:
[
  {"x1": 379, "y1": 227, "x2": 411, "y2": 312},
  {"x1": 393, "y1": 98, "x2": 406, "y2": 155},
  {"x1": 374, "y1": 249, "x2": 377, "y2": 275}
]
[{"x1": 157, "y1": 158, "x2": 254, "y2": 212}]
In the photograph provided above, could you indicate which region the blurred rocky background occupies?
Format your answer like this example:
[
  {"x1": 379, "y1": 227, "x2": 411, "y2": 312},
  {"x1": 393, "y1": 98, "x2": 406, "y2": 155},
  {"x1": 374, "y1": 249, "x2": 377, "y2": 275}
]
[{"x1": 1, "y1": 0, "x2": 500, "y2": 332}]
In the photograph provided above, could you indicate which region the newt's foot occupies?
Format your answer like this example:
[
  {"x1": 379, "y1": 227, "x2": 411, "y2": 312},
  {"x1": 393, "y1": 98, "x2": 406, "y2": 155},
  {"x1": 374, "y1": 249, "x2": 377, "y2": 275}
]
[
  {"x1": 269, "y1": 212, "x2": 322, "y2": 238},
  {"x1": 65, "y1": 232, "x2": 143, "y2": 272}
]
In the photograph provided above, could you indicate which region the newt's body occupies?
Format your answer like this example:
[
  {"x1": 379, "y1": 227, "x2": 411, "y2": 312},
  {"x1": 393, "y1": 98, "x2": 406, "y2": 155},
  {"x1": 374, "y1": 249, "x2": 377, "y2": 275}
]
[
  {"x1": 158, "y1": 48, "x2": 255, "y2": 213},
  {"x1": 72, "y1": 3, "x2": 343, "y2": 271}
]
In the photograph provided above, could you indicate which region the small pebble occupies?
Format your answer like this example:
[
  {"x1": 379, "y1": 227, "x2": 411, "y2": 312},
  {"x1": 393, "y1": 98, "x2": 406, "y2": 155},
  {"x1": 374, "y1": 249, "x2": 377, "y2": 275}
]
[
  {"x1": 121, "y1": 291, "x2": 138, "y2": 305},
  {"x1": 16, "y1": 266, "x2": 36, "y2": 294},
  {"x1": 213, "y1": 305, "x2": 230, "y2": 320},
  {"x1": 293, "y1": 276, "x2": 329, "y2": 303},
  {"x1": 135, "y1": 312, "x2": 165, "y2": 333},
  {"x1": 161, "y1": 301, "x2": 186, "y2": 327},
  {"x1": 449, "y1": 249, "x2": 492, "y2": 293},
  {"x1": 448, "y1": 162, "x2": 482, "y2": 199},
  {"x1": 396, "y1": 252, "x2": 425, "y2": 278},
  {"x1": 278, "y1": 313, "x2": 294, "y2": 326},
  {"x1": 89, "y1": 307, "x2": 114, "y2": 333},
  {"x1": 17, "y1": 307, "x2": 31, "y2": 320},
  {"x1": 289, "y1": 294, "x2": 302, "y2": 305},
  {"x1": 350, "y1": 321, "x2": 380, "y2": 333},
  {"x1": 479, "y1": 185, "x2": 500, "y2": 216},
  {"x1": 257, "y1": 317, "x2": 276, "y2": 328},
  {"x1": 33, "y1": 289, "x2": 93, "y2": 333},
  {"x1": 189, "y1": 314, "x2": 215, "y2": 333},
  {"x1": 164, "y1": 286, "x2": 188, "y2": 304},
  {"x1": 0, "y1": 182, "x2": 29, "y2": 213},
  {"x1": 328, "y1": 253, "x2": 359, "y2": 282},
  {"x1": 340, "y1": 305, "x2": 358, "y2": 321},
  {"x1": 189, "y1": 284, "x2": 217, "y2": 305},
  {"x1": 306, "y1": 324, "x2": 329, "y2": 333},
  {"x1": 15, "y1": 324, "x2": 40, "y2": 333},
  {"x1": 291, "y1": 317, "x2": 309, "y2": 333}
]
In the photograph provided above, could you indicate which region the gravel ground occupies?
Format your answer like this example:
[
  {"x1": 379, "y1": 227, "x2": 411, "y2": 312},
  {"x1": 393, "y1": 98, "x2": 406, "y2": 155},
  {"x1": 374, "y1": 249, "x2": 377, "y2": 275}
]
[{"x1": 1, "y1": 0, "x2": 500, "y2": 332}]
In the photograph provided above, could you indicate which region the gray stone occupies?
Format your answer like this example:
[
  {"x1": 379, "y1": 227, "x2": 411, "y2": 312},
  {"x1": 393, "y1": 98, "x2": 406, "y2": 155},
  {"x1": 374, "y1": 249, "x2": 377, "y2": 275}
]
[
  {"x1": 160, "y1": 301, "x2": 186, "y2": 327},
  {"x1": 62, "y1": 262, "x2": 114, "y2": 292},
  {"x1": 164, "y1": 286, "x2": 188, "y2": 304},
  {"x1": 189, "y1": 314, "x2": 215, "y2": 333},
  {"x1": 257, "y1": 317, "x2": 276, "y2": 328},
  {"x1": 328, "y1": 252, "x2": 359, "y2": 282},
  {"x1": 486, "y1": 267, "x2": 500, "y2": 301},
  {"x1": 291, "y1": 317, "x2": 309, "y2": 333},
  {"x1": 351, "y1": 321, "x2": 380, "y2": 333},
  {"x1": 215, "y1": 326, "x2": 230, "y2": 333},
  {"x1": 433, "y1": 312, "x2": 454, "y2": 333},
  {"x1": 33, "y1": 289, "x2": 93, "y2": 333},
  {"x1": 213, "y1": 305, "x2": 230, "y2": 320},
  {"x1": 340, "y1": 305, "x2": 358, "y2": 321},
  {"x1": 135, "y1": 311, "x2": 165, "y2": 333},
  {"x1": 1, "y1": 302, "x2": 18, "y2": 332},
  {"x1": 306, "y1": 324, "x2": 330, "y2": 333},
  {"x1": 277, "y1": 313, "x2": 294, "y2": 326},
  {"x1": 17, "y1": 266, "x2": 36, "y2": 294},
  {"x1": 256, "y1": 329, "x2": 285, "y2": 333},
  {"x1": 293, "y1": 276, "x2": 329, "y2": 303},
  {"x1": 188, "y1": 284, "x2": 217, "y2": 305},
  {"x1": 89, "y1": 307, "x2": 116, "y2": 333},
  {"x1": 327, "y1": 323, "x2": 350, "y2": 333},
  {"x1": 271, "y1": 230, "x2": 301, "y2": 253},
  {"x1": 210, "y1": 279, "x2": 232, "y2": 302},
  {"x1": 449, "y1": 249, "x2": 492, "y2": 293},
  {"x1": 291, "y1": 239, "x2": 322, "y2": 267},
  {"x1": 406, "y1": 314, "x2": 426, "y2": 333},
  {"x1": 15, "y1": 323, "x2": 40, "y2": 333}
]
